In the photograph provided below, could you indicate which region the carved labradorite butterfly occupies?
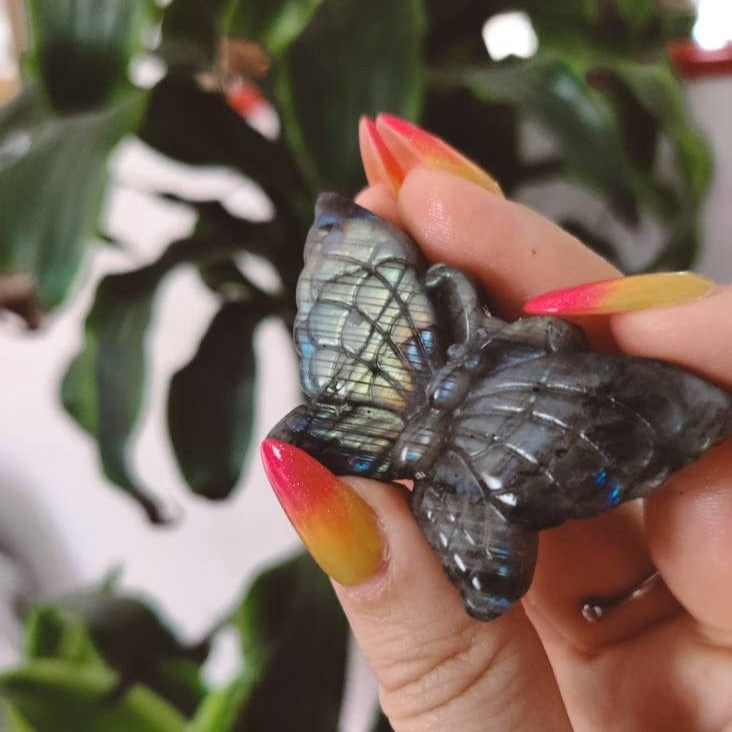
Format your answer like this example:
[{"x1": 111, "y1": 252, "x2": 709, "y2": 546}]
[{"x1": 268, "y1": 193, "x2": 732, "y2": 621}]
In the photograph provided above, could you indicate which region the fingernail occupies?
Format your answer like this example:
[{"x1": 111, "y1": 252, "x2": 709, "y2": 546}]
[
  {"x1": 359, "y1": 116, "x2": 404, "y2": 194},
  {"x1": 523, "y1": 272, "x2": 715, "y2": 315},
  {"x1": 260, "y1": 439, "x2": 386, "y2": 585},
  {"x1": 375, "y1": 113, "x2": 503, "y2": 196}
]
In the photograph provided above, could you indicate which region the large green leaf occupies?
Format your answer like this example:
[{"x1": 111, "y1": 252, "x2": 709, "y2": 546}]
[
  {"x1": 26, "y1": 0, "x2": 148, "y2": 111},
  {"x1": 274, "y1": 0, "x2": 426, "y2": 191},
  {"x1": 0, "y1": 661, "x2": 185, "y2": 732},
  {"x1": 589, "y1": 61, "x2": 711, "y2": 269},
  {"x1": 448, "y1": 55, "x2": 645, "y2": 213},
  {"x1": 61, "y1": 264, "x2": 164, "y2": 522},
  {"x1": 168, "y1": 300, "x2": 261, "y2": 500},
  {"x1": 61, "y1": 224, "x2": 277, "y2": 520},
  {"x1": 603, "y1": 62, "x2": 711, "y2": 206},
  {"x1": 0, "y1": 90, "x2": 144, "y2": 308},
  {"x1": 224, "y1": 0, "x2": 323, "y2": 59},
  {"x1": 231, "y1": 553, "x2": 349, "y2": 731},
  {"x1": 139, "y1": 75, "x2": 307, "y2": 210}
]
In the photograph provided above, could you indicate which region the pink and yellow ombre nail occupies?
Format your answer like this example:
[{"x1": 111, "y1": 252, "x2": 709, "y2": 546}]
[
  {"x1": 260, "y1": 439, "x2": 386, "y2": 585},
  {"x1": 374, "y1": 113, "x2": 503, "y2": 196},
  {"x1": 358, "y1": 116, "x2": 404, "y2": 194},
  {"x1": 523, "y1": 272, "x2": 715, "y2": 316}
]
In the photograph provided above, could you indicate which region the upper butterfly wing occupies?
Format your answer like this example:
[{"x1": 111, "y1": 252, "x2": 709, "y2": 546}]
[{"x1": 269, "y1": 194, "x2": 444, "y2": 478}]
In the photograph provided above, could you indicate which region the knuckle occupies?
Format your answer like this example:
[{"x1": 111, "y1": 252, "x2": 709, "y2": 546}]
[{"x1": 375, "y1": 620, "x2": 517, "y2": 728}]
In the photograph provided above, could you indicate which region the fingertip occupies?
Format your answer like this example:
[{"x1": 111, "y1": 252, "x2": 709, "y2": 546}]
[
  {"x1": 609, "y1": 285, "x2": 732, "y2": 390},
  {"x1": 645, "y1": 441, "x2": 732, "y2": 636},
  {"x1": 355, "y1": 183, "x2": 402, "y2": 227}
]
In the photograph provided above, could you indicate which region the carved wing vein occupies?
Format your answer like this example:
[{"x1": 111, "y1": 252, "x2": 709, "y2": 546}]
[{"x1": 327, "y1": 252, "x2": 436, "y2": 374}]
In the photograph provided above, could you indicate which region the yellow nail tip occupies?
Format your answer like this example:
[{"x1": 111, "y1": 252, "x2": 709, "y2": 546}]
[{"x1": 524, "y1": 272, "x2": 715, "y2": 315}]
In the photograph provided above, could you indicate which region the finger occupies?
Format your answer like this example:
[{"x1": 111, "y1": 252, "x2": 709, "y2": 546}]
[
  {"x1": 394, "y1": 168, "x2": 668, "y2": 647},
  {"x1": 397, "y1": 168, "x2": 619, "y2": 320},
  {"x1": 261, "y1": 440, "x2": 571, "y2": 731},
  {"x1": 645, "y1": 438, "x2": 732, "y2": 641},
  {"x1": 611, "y1": 290, "x2": 732, "y2": 638},
  {"x1": 610, "y1": 286, "x2": 732, "y2": 390}
]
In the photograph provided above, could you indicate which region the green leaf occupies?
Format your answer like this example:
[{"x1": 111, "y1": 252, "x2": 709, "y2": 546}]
[
  {"x1": 231, "y1": 553, "x2": 349, "y2": 731},
  {"x1": 613, "y1": 0, "x2": 655, "y2": 33},
  {"x1": 0, "y1": 87, "x2": 46, "y2": 143},
  {"x1": 139, "y1": 75, "x2": 307, "y2": 208},
  {"x1": 445, "y1": 55, "x2": 645, "y2": 214},
  {"x1": 61, "y1": 265, "x2": 163, "y2": 522},
  {"x1": 26, "y1": 588, "x2": 208, "y2": 717},
  {"x1": 26, "y1": 0, "x2": 149, "y2": 111},
  {"x1": 224, "y1": 0, "x2": 323, "y2": 58},
  {"x1": 160, "y1": 0, "x2": 232, "y2": 70},
  {"x1": 0, "y1": 698, "x2": 38, "y2": 732},
  {"x1": 61, "y1": 222, "x2": 280, "y2": 520},
  {"x1": 0, "y1": 91, "x2": 145, "y2": 308},
  {"x1": 581, "y1": 60, "x2": 711, "y2": 269},
  {"x1": 184, "y1": 682, "x2": 248, "y2": 732},
  {"x1": 604, "y1": 62, "x2": 711, "y2": 205},
  {"x1": 25, "y1": 607, "x2": 106, "y2": 668},
  {"x1": 0, "y1": 661, "x2": 185, "y2": 732},
  {"x1": 168, "y1": 301, "x2": 261, "y2": 500},
  {"x1": 274, "y1": 0, "x2": 426, "y2": 191}
]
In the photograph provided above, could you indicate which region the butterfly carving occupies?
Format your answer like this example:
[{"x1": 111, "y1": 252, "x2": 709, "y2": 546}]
[{"x1": 268, "y1": 193, "x2": 732, "y2": 620}]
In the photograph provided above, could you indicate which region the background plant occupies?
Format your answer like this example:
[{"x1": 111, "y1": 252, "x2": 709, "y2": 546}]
[{"x1": 0, "y1": 1, "x2": 710, "y2": 730}]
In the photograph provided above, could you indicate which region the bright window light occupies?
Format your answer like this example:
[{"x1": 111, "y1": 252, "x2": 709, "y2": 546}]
[
  {"x1": 693, "y1": 0, "x2": 732, "y2": 50},
  {"x1": 482, "y1": 11, "x2": 538, "y2": 62}
]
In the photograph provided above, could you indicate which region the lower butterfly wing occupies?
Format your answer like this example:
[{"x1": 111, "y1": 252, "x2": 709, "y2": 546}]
[
  {"x1": 269, "y1": 194, "x2": 444, "y2": 478},
  {"x1": 451, "y1": 351, "x2": 732, "y2": 530},
  {"x1": 411, "y1": 479, "x2": 538, "y2": 621}
]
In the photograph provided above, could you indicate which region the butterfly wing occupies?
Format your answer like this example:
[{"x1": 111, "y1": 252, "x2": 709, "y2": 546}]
[
  {"x1": 412, "y1": 479, "x2": 538, "y2": 620},
  {"x1": 269, "y1": 194, "x2": 444, "y2": 478},
  {"x1": 451, "y1": 348, "x2": 731, "y2": 529},
  {"x1": 411, "y1": 317, "x2": 732, "y2": 619}
]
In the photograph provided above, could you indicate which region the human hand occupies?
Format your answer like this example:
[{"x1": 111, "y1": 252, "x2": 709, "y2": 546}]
[{"x1": 262, "y1": 117, "x2": 732, "y2": 731}]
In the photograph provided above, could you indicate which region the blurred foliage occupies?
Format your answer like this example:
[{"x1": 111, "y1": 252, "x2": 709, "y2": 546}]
[
  {"x1": 0, "y1": 0, "x2": 709, "y2": 729},
  {"x1": 0, "y1": 556, "x2": 346, "y2": 732}
]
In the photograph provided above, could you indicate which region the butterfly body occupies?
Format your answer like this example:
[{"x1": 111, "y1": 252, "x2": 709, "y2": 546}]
[{"x1": 269, "y1": 193, "x2": 732, "y2": 620}]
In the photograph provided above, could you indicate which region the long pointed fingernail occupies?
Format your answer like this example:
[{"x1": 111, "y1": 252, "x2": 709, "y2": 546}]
[
  {"x1": 523, "y1": 272, "x2": 715, "y2": 315},
  {"x1": 375, "y1": 113, "x2": 503, "y2": 196},
  {"x1": 359, "y1": 116, "x2": 404, "y2": 194},
  {"x1": 260, "y1": 439, "x2": 386, "y2": 585}
]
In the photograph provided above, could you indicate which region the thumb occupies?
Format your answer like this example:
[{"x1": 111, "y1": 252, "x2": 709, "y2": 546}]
[{"x1": 261, "y1": 440, "x2": 571, "y2": 732}]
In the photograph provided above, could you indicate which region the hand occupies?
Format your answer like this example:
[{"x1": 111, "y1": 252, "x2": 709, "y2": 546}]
[{"x1": 262, "y1": 118, "x2": 732, "y2": 731}]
